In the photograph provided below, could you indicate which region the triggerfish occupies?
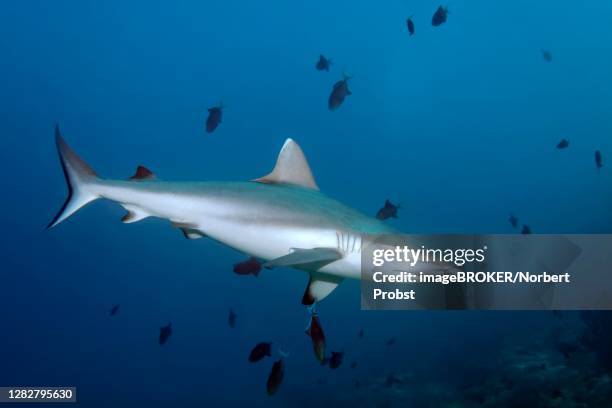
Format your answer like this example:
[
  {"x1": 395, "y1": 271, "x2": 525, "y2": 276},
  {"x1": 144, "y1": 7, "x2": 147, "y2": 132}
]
[
  {"x1": 266, "y1": 359, "x2": 285, "y2": 395},
  {"x1": 305, "y1": 312, "x2": 326, "y2": 363}
]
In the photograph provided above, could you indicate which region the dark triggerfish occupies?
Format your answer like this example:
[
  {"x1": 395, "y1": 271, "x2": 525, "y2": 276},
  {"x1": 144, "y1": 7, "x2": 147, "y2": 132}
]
[
  {"x1": 206, "y1": 102, "x2": 223, "y2": 133},
  {"x1": 266, "y1": 359, "x2": 285, "y2": 396},
  {"x1": 595, "y1": 150, "x2": 603, "y2": 172},
  {"x1": 431, "y1": 6, "x2": 448, "y2": 26},
  {"x1": 249, "y1": 342, "x2": 272, "y2": 362},
  {"x1": 316, "y1": 55, "x2": 332, "y2": 71},
  {"x1": 508, "y1": 214, "x2": 518, "y2": 228},
  {"x1": 159, "y1": 322, "x2": 172, "y2": 345},
  {"x1": 376, "y1": 199, "x2": 400, "y2": 220},
  {"x1": 228, "y1": 308, "x2": 237, "y2": 328},
  {"x1": 406, "y1": 16, "x2": 415, "y2": 36},
  {"x1": 385, "y1": 373, "x2": 403, "y2": 387},
  {"x1": 109, "y1": 304, "x2": 120, "y2": 316},
  {"x1": 328, "y1": 74, "x2": 352, "y2": 110},
  {"x1": 328, "y1": 351, "x2": 344, "y2": 369},
  {"x1": 233, "y1": 257, "x2": 262, "y2": 277},
  {"x1": 305, "y1": 312, "x2": 326, "y2": 363}
]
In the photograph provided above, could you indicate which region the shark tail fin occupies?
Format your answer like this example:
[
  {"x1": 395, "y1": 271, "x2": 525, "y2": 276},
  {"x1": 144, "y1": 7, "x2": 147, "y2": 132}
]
[{"x1": 47, "y1": 125, "x2": 100, "y2": 229}]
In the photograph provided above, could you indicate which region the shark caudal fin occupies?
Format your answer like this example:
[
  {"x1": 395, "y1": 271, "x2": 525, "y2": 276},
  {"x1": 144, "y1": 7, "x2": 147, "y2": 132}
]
[{"x1": 47, "y1": 125, "x2": 100, "y2": 229}]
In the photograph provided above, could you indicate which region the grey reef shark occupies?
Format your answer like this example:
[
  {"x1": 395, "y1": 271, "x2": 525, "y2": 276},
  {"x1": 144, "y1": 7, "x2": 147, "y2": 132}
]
[{"x1": 48, "y1": 126, "x2": 436, "y2": 304}]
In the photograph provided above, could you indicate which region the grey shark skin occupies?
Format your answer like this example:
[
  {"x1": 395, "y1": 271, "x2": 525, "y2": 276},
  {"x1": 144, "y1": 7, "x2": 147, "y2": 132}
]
[{"x1": 48, "y1": 126, "x2": 397, "y2": 303}]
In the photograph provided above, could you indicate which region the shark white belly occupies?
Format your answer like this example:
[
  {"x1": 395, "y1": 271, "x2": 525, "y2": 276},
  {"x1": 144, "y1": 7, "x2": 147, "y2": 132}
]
[{"x1": 48, "y1": 126, "x2": 395, "y2": 303}]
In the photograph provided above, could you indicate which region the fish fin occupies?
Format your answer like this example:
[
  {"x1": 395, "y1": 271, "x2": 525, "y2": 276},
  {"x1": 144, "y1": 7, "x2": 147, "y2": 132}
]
[
  {"x1": 306, "y1": 303, "x2": 318, "y2": 315},
  {"x1": 172, "y1": 222, "x2": 206, "y2": 239},
  {"x1": 263, "y1": 248, "x2": 342, "y2": 269},
  {"x1": 302, "y1": 272, "x2": 344, "y2": 305},
  {"x1": 181, "y1": 229, "x2": 205, "y2": 239},
  {"x1": 121, "y1": 205, "x2": 150, "y2": 223},
  {"x1": 253, "y1": 139, "x2": 319, "y2": 190},
  {"x1": 129, "y1": 165, "x2": 155, "y2": 180},
  {"x1": 47, "y1": 125, "x2": 100, "y2": 228}
]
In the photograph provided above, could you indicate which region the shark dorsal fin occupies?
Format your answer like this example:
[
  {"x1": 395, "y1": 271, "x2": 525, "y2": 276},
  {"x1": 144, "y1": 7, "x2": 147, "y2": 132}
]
[{"x1": 254, "y1": 138, "x2": 319, "y2": 190}]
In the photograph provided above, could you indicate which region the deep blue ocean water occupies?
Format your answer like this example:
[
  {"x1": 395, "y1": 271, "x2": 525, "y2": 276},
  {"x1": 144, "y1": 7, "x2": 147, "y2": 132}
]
[{"x1": 1, "y1": 1, "x2": 612, "y2": 406}]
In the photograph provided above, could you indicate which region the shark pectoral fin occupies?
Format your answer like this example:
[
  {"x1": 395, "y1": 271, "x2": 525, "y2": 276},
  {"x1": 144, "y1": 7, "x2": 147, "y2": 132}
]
[
  {"x1": 171, "y1": 222, "x2": 206, "y2": 240},
  {"x1": 263, "y1": 248, "x2": 342, "y2": 269},
  {"x1": 121, "y1": 205, "x2": 150, "y2": 223},
  {"x1": 253, "y1": 139, "x2": 319, "y2": 191},
  {"x1": 302, "y1": 272, "x2": 343, "y2": 305}
]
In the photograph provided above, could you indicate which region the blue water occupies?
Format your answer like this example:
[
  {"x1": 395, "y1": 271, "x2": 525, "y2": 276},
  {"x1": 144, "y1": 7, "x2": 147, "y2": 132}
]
[{"x1": 1, "y1": 1, "x2": 612, "y2": 406}]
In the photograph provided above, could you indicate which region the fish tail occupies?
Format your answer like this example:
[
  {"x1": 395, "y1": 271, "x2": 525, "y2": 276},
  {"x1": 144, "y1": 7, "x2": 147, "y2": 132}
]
[
  {"x1": 306, "y1": 303, "x2": 318, "y2": 316},
  {"x1": 278, "y1": 348, "x2": 290, "y2": 359},
  {"x1": 47, "y1": 124, "x2": 101, "y2": 228},
  {"x1": 304, "y1": 306, "x2": 318, "y2": 334},
  {"x1": 304, "y1": 318, "x2": 312, "y2": 335},
  {"x1": 342, "y1": 68, "x2": 353, "y2": 81}
]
